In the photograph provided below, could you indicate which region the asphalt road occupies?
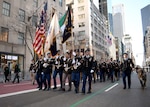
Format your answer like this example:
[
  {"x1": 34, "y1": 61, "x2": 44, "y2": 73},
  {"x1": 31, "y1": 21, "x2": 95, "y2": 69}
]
[{"x1": 0, "y1": 72, "x2": 150, "y2": 107}]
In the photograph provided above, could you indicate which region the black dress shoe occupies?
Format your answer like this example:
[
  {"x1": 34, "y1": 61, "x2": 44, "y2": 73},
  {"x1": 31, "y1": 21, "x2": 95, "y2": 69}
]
[
  {"x1": 39, "y1": 88, "x2": 42, "y2": 90},
  {"x1": 87, "y1": 91, "x2": 91, "y2": 94},
  {"x1": 43, "y1": 87, "x2": 47, "y2": 91},
  {"x1": 82, "y1": 91, "x2": 85, "y2": 94},
  {"x1": 68, "y1": 88, "x2": 71, "y2": 91},
  {"x1": 62, "y1": 88, "x2": 65, "y2": 91},
  {"x1": 53, "y1": 87, "x2": 57, "y2": 90},
  {"x1": 123, "y1": 87, "x2": 126, "y2": 89}
]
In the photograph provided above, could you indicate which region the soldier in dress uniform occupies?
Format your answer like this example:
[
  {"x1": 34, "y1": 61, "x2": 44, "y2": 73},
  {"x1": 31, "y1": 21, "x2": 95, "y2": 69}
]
[
  {"x1": 42, "y1": 52, "x2": 54, "y2": 90},
  {"x1": 114, "y1": 61, "x2": 120, "y2": 81},
  {"x1": 121, "y1": 53, "x2": 134, "y2": 89},
  {"x1": 71, "y1": 50, "x2": 81, "y2": 93},
  {"x1": 53, "y1": 50, "x2": 64, "y2": 90},
  {"x1": 82, "y1": 48, "x2": 93, "y2": 94},
  {"x1": 108, "y1": 58, "x2": 115, "y2": 82},
  {"x1": 29, "y1": 59, "x2": 36, "y2": 85},
  {"x1": 62, "y1": 51, "x2": 72, "y2": 91},
  {"x1": 36, "y1": 55, "x2": 44, "y2": 90},
  {"x1": 99, "y1": 58, "x2": 106, "y2": 82}
]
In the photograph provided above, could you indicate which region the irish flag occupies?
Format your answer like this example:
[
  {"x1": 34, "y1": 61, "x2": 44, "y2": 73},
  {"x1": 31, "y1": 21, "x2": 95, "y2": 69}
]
[{"x1": 59, "y1": 6, "x2": 72, "y2": 43}]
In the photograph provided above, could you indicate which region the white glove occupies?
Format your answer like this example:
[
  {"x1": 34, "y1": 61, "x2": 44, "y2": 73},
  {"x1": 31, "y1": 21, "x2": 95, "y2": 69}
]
[
  {"x1": 72, "y1": 59, "x2": 75, "y2": 64},
  {"x1": 90, "y1": 69, "x2": 94, "y2": 73}
]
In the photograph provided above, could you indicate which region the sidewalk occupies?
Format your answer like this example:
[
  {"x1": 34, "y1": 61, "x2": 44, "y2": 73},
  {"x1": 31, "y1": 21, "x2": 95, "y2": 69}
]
[{"x1": 0, "y1": 77, "x2": 61, "y2": 96}]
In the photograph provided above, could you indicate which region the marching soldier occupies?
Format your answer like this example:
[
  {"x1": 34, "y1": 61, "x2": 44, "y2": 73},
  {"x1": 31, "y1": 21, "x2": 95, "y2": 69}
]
[
  {"x1": 29, "y1": 59, "x2": 36, "y2": 85},
  {"x1": 36, "y1": 55, "x2": 44, "y2": 90},
  {"x1": 99, "y1": 58, "x2": 106, "y2": 82},
  {"x1": 121, "y1": 53, "x2": 134, "y2": 89},
  {"x1": 71, "y1": 50, "x2": 81, "y2": 93},
  {"x1": 82, "y1": 48, "x2": 93, "y2": 94},
  {"x1": 53, "y1": 50, "x2": 64, "y2": 90},
  {"x1": 114, "y1": 61, "x2": 120, "y2": 81},
  {"x1": 42, "y1": 52, "x2": 54, "y2": 90},
  {"x1": 91, "y1": 59, "x2": 97, "y2": 83},
  {"x1": 62, "y1": 51, "x2": 72, "y2": 91},
  {"x1": 108, "y1": 58, "x2": 114, "y2": 83}
]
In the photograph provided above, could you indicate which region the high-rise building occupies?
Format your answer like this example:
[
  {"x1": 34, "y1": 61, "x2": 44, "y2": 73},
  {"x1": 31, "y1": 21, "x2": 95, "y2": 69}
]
[
  {"x1": 112, "y1": 4, "x2": 125, "y2": 61},
  {"x1": 0, "y1": 0, "x2": 66, "y2": 79},
  {"x1": 112, "y1": 4, "x2": 125, "y2": 38},
  {"x1": 141, "y1": 4, "x2": 150, "y2": 36},
  {"x1": 66, "y1": 0, "x2": 109, "y2": 60},
  {"x1": 99, "y1": 0, "x2": 108, "y2": 20},
  {"x1": 144, "y1": 27, "x2": 150, "y2": 63},
  {"x1": 123, "y1": 34, "x2": 133, "y2": 58}
]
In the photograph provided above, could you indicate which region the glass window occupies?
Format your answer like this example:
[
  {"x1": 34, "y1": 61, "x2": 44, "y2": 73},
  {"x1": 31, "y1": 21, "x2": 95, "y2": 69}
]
[
  {"x1": 78, "y1": 0, "x2": 84, "y2": 3},
  {"x1": 18, "y1": 32, "x2": 24, "y2": 45},
  {"x1": 78, "y1": 30, "x2": 85, "y2": 36},
  {"x1": 0, "y1": 27, "x2": 9, "y2": 42},
  {"x1": 78, "y1": 6, "x2": 84, "y2": 11},
  {"x1": 32, "y1": 15, "x2": 38, "y2": 27},
  {"x1": 33, "y1": 0, "x2": 38, "y2": 7},
  {"x1": 59, "y1": 0, "x2": 63, "y2": 7},
  {"x1": 2, "y1": 1, "x2": 11, "y2": 16},
  {"x1": 19, "y1": 9, "x2": 25, "y2": 22},
  {"x1": 59, "y1": 12, "x2": 63, "y2": 20},
  {"x1": 78, "y1": 14, "x2": 85, "y2": 19},
  {"x1": 78, "y1": 22, "x2": 85, "y2": 27}
]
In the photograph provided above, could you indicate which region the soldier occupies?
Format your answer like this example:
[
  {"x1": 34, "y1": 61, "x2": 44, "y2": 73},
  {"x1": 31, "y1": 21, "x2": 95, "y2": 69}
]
[
  {"x1": 121, "y1": 53, "x2": 134, "y2": 89},
  {"x1": 114, "y1": 61, "x2": 120, "y2": 81},
  {"x1": 108, "y1": 58, "x2": 114, "y2": 83},
  {"x1": 82, "y1": 48, "x2": 93, "y2": 94},
  {"x1": 29, "y1": 59, "x2": 36, "y2": 85},
  {"x1": 53, "y1": 50, "x2": 64, "y2": 90},
  {"x1": 99, "y1": 58, "x2": 106, "y2": 82},
  {"x1": 71, "y1": 50, "x2": 81, "y2": 93},
  {"x1": 42, "y1": 52, "x2": 54, "y2": 90},
  {"x1": 36, "y1": 55, "x2": 44, "y2": 90},
  {"x1": 62, "y1": 51, "x2": 72, "y2": 91},
  {"x1": 91, "y1": 59, "x2": 97, "y2": 83}
]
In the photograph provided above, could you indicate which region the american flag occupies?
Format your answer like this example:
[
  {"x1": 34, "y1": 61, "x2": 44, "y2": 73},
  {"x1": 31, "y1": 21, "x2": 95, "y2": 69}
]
[{"x1": 33, "y1": 2, "x2": 47, "y2": 55}]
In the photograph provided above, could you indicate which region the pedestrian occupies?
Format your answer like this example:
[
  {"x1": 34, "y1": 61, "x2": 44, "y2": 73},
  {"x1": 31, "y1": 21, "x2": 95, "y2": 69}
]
[
  {"x1": 121, "y1": 53, "x2": 134, "y2": 89},
  {"x1": 4, "y1": 64, "x2": 10, "y2": 83},
  {"x1": 29, "y1": 59, "x2": 36, "y2": 85},
  {"x1": 82, "y1": 48, "x2": 93, "y2": 94},
  {"x1": 12, "y1": 62, "x2": 20, "y2": 83}
]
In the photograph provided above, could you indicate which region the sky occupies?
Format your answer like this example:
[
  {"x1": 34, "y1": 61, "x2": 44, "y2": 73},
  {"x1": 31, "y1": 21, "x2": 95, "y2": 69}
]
[{"x1": 112, "y1": 0, "x2": 150, "y2": 66}]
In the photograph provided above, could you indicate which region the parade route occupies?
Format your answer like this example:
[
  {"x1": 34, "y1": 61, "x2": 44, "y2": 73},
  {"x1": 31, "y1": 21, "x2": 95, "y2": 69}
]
[{"x1": 0, "y1": 72, "x2": 150, "y2": 107}]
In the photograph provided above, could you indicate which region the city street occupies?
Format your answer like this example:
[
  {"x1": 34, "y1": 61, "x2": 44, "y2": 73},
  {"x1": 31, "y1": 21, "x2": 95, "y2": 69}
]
[{"x1": 0, "y1": 72, "x2": 150, "y2": 107}]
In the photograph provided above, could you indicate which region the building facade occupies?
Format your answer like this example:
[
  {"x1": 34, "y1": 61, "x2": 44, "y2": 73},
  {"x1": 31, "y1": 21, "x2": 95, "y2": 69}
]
[
  {"x1": 144, "y1": 27, "x2": 150, "y2": 65},
  {"x1": 141, "y1": 4, "x2": 150, "y2": 36},
  {"x1": 123, "y1": 34, "x2": 133, "y2": 58},
  {"x1": 66, "y1": 0, "x2": 109, "y2": 60},
  {"x1": 0, "y1": 0, "x2": 66, "y2": 79},
  {"x1": 112, "y1": 4, "x2": 125, "y2": 61}
]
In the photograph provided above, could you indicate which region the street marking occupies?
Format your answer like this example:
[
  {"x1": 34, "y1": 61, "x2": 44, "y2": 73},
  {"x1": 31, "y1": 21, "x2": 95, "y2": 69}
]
[
  {"x1": 105, "y1": 83, "x2": 119, "y2": 92},
  {"x1": 70, "y1": 82, "x2": 119, "y2": 107},
  {"x1": 0, "y1": 83, "x2": 68, "y2": 98},
  {"x1": 0, "y1": 89, "x2": 38, "y2": 98},
  {"x1": 4, "y1": 82, "x2": 31, "y2": 87}
]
